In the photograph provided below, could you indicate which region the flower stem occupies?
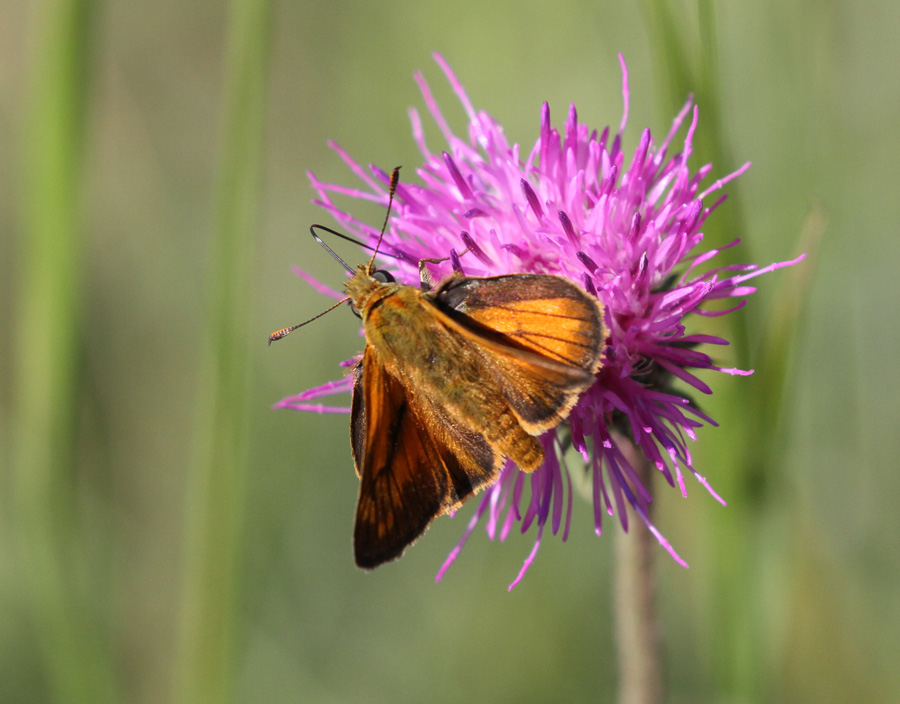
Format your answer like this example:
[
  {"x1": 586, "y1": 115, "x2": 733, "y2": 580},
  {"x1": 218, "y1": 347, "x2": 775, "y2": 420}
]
[{"x1": 614, "y1": 443, "x2": 662, "y2": 704}]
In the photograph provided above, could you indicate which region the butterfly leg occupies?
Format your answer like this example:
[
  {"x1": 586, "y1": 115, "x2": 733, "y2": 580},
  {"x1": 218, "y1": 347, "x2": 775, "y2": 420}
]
[{"x1": 417, "y1": 248, "x2": 470, "y2": 290}]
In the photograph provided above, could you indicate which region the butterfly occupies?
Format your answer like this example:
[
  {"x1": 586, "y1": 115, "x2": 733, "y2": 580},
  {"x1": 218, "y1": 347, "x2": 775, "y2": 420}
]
[{"x1": 271, "y1": 167, "x2": 607, "y2": 568}]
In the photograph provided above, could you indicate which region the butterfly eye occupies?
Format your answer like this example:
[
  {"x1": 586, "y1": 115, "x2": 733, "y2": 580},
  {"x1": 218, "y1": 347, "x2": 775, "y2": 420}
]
[{"x1": 372, "y1": 269, "x2": 395, "y2": 283}]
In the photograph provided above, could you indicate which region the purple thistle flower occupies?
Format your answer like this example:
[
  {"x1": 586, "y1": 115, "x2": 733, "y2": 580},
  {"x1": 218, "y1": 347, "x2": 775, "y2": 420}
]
[{"x1": 275, "y1": 54, "x2": 804, "y2": 588}]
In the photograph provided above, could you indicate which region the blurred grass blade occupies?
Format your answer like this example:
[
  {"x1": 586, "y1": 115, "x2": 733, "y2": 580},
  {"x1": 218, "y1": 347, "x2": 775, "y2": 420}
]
[
  {"x1": 637, "y1": 3, "x2": 771, "y2": 700},
  {"x1": 639, "y1": 0, "x2": 751, "y2": 358},
  {"x1": 703, "y1": 210, "x2": 819, "y2": 700},
  {"x1": 745, "y1": 207, "x2": 824, "y2": 480},
  {"x1": 11, "y1": 0, "x2": 119, "y2": 702},
  {"x1": 175, "y1": 0, "x2": 271, "y2": 702},
  {"x1": 639, "y1": 0, "x2": 692, "y2": 108}
]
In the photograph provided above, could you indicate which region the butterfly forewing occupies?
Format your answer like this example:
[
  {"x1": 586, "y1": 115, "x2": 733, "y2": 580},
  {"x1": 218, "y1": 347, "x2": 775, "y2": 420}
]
[
  {"x1": 350, "y1": 346, "x2": 501, "y2": 568},
  {"x1": 432, "y1": 274, "x2": 605, "y2": 371}
]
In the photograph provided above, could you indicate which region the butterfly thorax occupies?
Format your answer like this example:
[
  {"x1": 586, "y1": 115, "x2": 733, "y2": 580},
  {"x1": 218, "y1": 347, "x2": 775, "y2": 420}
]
[{"x1": 346, "y1": 270, "x2": 437, "y2": 360}]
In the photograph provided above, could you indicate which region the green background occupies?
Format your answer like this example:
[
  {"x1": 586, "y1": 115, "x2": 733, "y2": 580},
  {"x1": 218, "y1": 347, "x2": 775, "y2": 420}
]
[{"x1": 2, "y1": 0, "x2": 897, "y2": 702}]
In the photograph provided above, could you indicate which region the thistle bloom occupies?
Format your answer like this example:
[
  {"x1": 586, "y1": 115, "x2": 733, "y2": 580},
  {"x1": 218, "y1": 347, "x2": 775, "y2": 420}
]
[{"x1": 275, "y1": 54, "x2": 804, "y2": 588}]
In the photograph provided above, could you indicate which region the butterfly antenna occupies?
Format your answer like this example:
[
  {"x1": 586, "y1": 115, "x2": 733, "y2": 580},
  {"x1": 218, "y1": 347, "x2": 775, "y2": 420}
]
[
  {"x1": 309, "y1": 226, "x2": 355, "y2": 274},
  {"x1": 267, "y1": 296, "x2": 351, "y2": 345},
  {"x1": 366, "y1": 166, "x2": 401, "y2": 273}
]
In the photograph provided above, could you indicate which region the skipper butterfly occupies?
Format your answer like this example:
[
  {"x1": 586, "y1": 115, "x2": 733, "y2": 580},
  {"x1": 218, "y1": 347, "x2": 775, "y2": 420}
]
[{"x1": 271, "y1": 168, "x2": 607, "y2": 567}]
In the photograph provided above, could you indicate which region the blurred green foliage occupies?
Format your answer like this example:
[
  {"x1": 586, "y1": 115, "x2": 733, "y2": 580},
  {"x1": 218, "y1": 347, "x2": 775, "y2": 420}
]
[{"x1": 2, "y1": 0, "x2": 898, "y2": 702}]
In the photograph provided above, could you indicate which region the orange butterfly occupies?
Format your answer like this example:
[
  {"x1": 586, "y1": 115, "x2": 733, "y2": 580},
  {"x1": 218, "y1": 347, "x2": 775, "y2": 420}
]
[{"x1": 271, "y1": 168, "x2": 607, "y2": 567}]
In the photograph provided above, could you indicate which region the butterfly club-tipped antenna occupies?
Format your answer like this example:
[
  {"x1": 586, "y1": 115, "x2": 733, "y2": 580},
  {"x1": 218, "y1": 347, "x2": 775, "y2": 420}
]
[
  {"x1": 366, "y1": 166, "x2": 401, "y2": 274},
  {"x1": 267, "y1": 295, "x2": 351, "y2": 345},
  {"x1": 268, "y1": 166, "x2": 402, "y2": 347}
]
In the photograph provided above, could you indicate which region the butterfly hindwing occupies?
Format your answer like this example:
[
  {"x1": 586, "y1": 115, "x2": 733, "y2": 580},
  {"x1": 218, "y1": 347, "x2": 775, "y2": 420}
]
[{"x1": 424, "y1": 274, "x2": 606, "y2": 433}]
